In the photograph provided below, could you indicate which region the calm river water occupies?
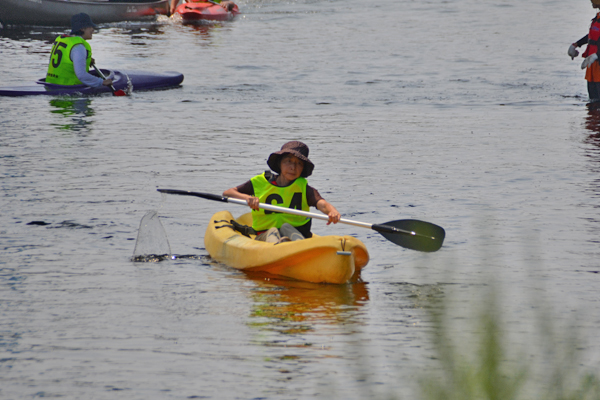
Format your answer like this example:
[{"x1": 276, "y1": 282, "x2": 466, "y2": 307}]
[{"x1": 1, "y1": 0, "x2": 600, "y2": 398}]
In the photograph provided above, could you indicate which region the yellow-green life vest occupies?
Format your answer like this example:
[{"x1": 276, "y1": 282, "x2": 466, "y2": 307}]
[
  {"x1": 250, "y1": 172, "x2": 311, "y2": 232},
  {"x1": 46, "y1": 35, "x2": 92, "y2": 85}
]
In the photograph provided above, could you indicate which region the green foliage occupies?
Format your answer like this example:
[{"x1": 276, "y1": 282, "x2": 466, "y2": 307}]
[{"x1": 419, "y1": 290, "x2": 600, "y2": 400}]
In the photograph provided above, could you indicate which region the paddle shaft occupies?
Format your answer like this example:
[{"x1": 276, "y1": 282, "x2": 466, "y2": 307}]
[
  {"x1": 92, "y1": 65, "x2": 125, "y2": 96},
  {"x1": 225, "y1": 196, "x2": 409, "y2": 231},
  {"x1": 157, "y1": 189, "x2": 422, "y2": 238}
]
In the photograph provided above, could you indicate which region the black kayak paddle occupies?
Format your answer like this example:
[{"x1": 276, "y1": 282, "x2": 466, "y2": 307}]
[{"x1": 157, "y1": 189, "x2": 445, "y2": 252}]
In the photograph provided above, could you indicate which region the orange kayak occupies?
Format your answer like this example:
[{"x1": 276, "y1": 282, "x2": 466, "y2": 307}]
[{"x1": 175, "y1": 1, "x2": 239, "y2": 21}]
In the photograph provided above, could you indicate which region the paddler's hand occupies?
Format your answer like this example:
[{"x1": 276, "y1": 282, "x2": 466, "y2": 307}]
[
  {"x1": 568, "y1": 44, "x2": 579, "y2": 60},
  {"x1": 582, "y1": 53, "x2": 598, "y2": 69},
  {"x1": 327, "y1": 209, "x2": 341, "y2": 225},
  {"x1": 246, "y1": 196, "x2": 260, "y2": 211},
  {"x1": 316, "y1": 199, "x2": 341, "y2": 225},
  {"x1": 102, "y1": 79, "x2": 114, "y2": 86},
  {"x1": 90, "y1": 57, "x2": 96, "y2": 67},
  {"x1": 220, "y1": 0, "x2": 235, "y2": 11}
]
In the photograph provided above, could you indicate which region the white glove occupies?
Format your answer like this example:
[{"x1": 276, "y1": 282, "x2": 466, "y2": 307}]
[
  {"x1": 568, "y1": 44, "x2": 579, "y2": 59},
  {"x1": 582, "y1": 53, "x2": 599, "y2": 69}
]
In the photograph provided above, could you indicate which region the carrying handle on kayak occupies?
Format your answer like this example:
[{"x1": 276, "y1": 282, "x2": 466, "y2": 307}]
[
  {"x1": 92, "y1": 64, "x2": 126, "y2": 96},
  {"x1": 157, "y1": 189, "x2": 445, "y2": 252}
]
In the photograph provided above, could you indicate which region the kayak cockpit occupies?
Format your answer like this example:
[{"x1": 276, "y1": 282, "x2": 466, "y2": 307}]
[{"x1": 36, "y1": 69, "x2": 116, "y2": 88}]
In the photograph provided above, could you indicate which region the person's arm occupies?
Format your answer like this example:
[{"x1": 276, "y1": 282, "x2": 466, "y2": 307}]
[
  {"x1": 223, "y1": 181, "x2": 259, "y2": 210},
  {"x1": 219, "y1": 0, "x2": 235, "y2": 11},
  {"x1": 307, "y1": 186, "x2": 340, "y2": 224},
  {"x1": 71, "y1": 44, "x2": 108, "y2": 88},
  {"x1": 575, "y1": 34, "x2": 589, "y2": 48},
  {"x1": 579, "y1": 33, "x2": 600, "y2": 69},
  {"x1": 569, "y1": 35, "x2": 589, "y2": 59},
  {"x1": 316, "y1": 199, "x2": 340, "y2": 225},
  {"x1": 170, "y1": 0, "x2": 180, "y2": 15}
]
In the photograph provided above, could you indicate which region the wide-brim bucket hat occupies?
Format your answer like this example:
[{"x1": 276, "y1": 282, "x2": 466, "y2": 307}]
[
  {"x1": 70, "y1": 13, "x2": 97, "y2": 34},
  {"x1": 267, "y1": 141, "x2": 315, "y2": 178}
]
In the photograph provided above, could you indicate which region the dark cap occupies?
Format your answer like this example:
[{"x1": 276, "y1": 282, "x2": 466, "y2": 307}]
[
  {"x1": 267, "y1": 141, "x2": 315, "y2": 178},
  {"x1": 70, "y1": 13, "x2": 97, "y2": 34}
]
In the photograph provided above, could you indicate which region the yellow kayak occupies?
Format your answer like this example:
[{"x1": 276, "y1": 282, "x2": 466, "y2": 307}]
[{"x1": 204, "y1": 211, "x2": 369, "y2": 284}]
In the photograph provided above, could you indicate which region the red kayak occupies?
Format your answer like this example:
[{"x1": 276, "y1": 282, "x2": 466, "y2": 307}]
[{"x1": 175, "y1": 1, "x2": 239, "y2": 22}]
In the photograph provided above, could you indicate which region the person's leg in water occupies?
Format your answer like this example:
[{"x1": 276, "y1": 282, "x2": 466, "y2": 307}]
[
  {"x1": 279, "y1": 223, "x2": 305, "y2": 241},
  {"x1": 589, "y1": 81, "x2": 600, "y2": 103}
]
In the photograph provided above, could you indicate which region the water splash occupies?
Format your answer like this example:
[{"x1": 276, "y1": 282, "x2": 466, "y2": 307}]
[
  {"x1": 132, "y1": 210, "x2": 171, "y2": 260},
  {"x1": 123, "y1": 72, "x2": 133, "y2": 95}
]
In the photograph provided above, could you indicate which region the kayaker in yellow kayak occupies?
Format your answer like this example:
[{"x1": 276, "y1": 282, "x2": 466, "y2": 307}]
[
  {"x1": 223, "y1": 141, "x2": 341, "y2": 243},
  {"x1": 46, "y1": 13, "x2": 113, "y2": 88}
]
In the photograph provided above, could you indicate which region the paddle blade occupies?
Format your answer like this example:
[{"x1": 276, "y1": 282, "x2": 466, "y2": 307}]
[
  {"x1": 157, "y1": 189, "x2": 228, "y2": 203},
  {"x1": 373, "y1": 219, "x2": 445, "y2": 252},
  {"x1": 113, "y1": 89, "x2": 127, "y2": 96}
]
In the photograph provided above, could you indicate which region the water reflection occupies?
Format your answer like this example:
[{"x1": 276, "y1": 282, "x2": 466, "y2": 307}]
[
  {"x1": 112, "y1": 24, "x2": 167, "y2": 36},
  {"x1": 181, "y1": 21, "x2": 228, "y2": 42},
  {"x1": 582, "y1": 106, "x2": 600, "y2": 234},
  {"x1": 246, "y1": 277, "x2": 369, "y2": 339},
  {"x1": 49, "y1": 98, "x2": 95, "y2": 134},
  {"x1": 584, "y1": 106, "x2": 600, "y2": 167},
  {"x1": 0, "y1": 25, "x2": 63, "y2": 42},
  {"x1": 585, "y1": 104, "x2": 600, "y2": 139},
  {"x1": 185, "y1": 23, "x2": 213, "y2": 38},
  {"x1": 107, "y1": 23, "x2": 168, "y2": 46},
  {"x1": 102, "y1": 20, "x2": 227, "y2": 51}
]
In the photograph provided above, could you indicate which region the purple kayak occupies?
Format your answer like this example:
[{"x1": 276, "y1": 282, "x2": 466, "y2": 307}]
[{"x1": 0, "y1": 69, "x2": 184, "y2": 97}]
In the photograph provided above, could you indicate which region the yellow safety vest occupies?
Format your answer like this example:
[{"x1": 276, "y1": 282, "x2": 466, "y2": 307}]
[
  {"x1": 250, "y1": 172, "x2": 310, "y2": 232},
  {"x1": 46, "y1": 35, "x2": 92, "y2": 85}
]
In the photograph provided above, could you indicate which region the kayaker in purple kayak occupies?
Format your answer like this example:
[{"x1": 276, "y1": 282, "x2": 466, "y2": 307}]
[
  {"x1": 46, "y1": 13, "x2": 113, "y2": 89},
  {"x1": 223, "y1": 141, "x2": 341, "y2": 243}
]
